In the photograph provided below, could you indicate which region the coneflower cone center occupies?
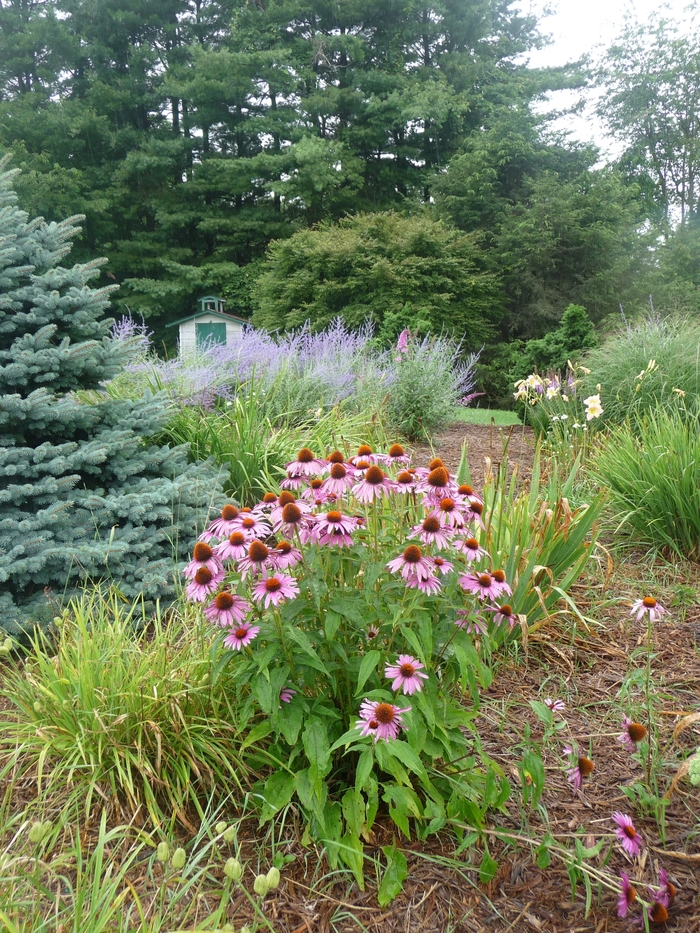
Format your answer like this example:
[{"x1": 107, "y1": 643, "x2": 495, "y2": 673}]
[
  {"x1": 389, "y1": 444, "x2": 405, "y2": 457},
  {"x1": 369, "y1": 718, "x2": 379, "y2": 729},
  {"x1": 403, "y1": 545, "x2": 423, "y2": 563},
  {"x1": 265, "y1": 577, "x2": 282, "y2": 592},
  {"x1": 330, "y1": 463, "x2": 347, "y2": 479},
  {"x1": 626, "y1": 886, "x2": 637, "y2": 905},
  {"x1": 230, "y1": 531, "x2": 245, "y2": 545},
  {"x1": 248, "y1": 540, "x2": 269, "y2": 562},
  {"x1": 326, "y1": 510, "x2": 342, "y2": 523},
  {"x1": 642, "y1": 596, "x2": 657, "y2": 608},
  {"x1": 627, "y1": 722, "x2": 647, "y2": 742},
  {"x1": 355, "y1": 460, "x2": 370, "y2": 470},
  {"x1": 650, "y1": 903, "x2": 669, "y2": 923},
  {"x1": 459, "y1": 484, "x2": 474, "y2": 496},
  {"x1": 422, "y1": 516, "x2": 440, "y2": 533},
  {"x1": 215, "y1": 592, "x2": 234, "y2": 610},
  {"x1": 375, "y1": 703, "x2": 395, "y2": 724},
  {"x1": 429, "y1": 458, "x2": 445, "y2": 470},
  {"x1": 478, "y1": 573, "x2": 493, "y2": 586},
  {"x1": 399, "y1": 663, "x2": 416, "y2": 677},
  {"x1": 242, "y1": 517, "x2": 255, "y2": 529},
  {"x1": 194, "y1": 568, "x2": 213, "y2": 585},
  {"x1": 282, "y1": 503, "x2": 302, "y2": 523},
  {"x1": 357, "y1": 444, "x2": 373, "y2": 456},
  {"x1": 470, "y1": 502, "x2": 484, "y2": 515},
  {"x1": 578, "y1": 757, "x2": 595, "y2": 776},
  {"x1": 278, "y1": 491, "x2": 296, "y2": 506},
  {"x1": 193, "y1": 542, "x2": 213, "y2": 561},
  {"x1": 297, "y1": 447, "x2": 315, "y2": 463},
  {"x1": 465, "y1": 537, "x2": 479, "y2": 549},
  {"x1": 623, "y1": 825, "x2": 637, "y2": 840},
  {"x1": 234, "y1": 626, "x2": 248, "y2": 639},
  {"x1": 492, "y1": 569, "x2": 506, "y2": 583},
  {"x1": 499, "y1": 604, "x2": 513, "y2": 616},
  {"x1": 262, "y1": 492, "x2": 277, "y2": 503},
  {"x1": 365, "y1": 465, "x2": 385, "y2": 485},
  {"x1": 328, "y1": 450, "x2": 344, "y2": 463},
  {"x1": 440, "y1": 498, "x2": 455, "y2": 512},
  {"x1": 310, "y1": 479, "x2": 323, "y2": 490},
  {"x1": 221, "y1": 504, "x2": 239, "y2": 520},
  {"x1": 428, "y1": 467, "x2": 449, "y2": 487},
  {"x1": 276, "y1": 540, "x2": 292, "y2": 553},
  {"x1": 397, "y1": 470, "x2": 413, "y2": 484}
]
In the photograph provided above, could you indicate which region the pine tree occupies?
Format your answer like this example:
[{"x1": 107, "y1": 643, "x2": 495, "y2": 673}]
[{"x1": 0, "y1": 160, "x2": 222, "y2": 633}]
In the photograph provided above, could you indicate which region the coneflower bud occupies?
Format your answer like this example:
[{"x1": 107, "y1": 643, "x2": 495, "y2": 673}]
[
  {"x1": 193, "y1": 542, "x2": 213, "y2": 562},
  {"x1": 281, "y1": 503, "x2": 302, "y2": 525},
  {"x1": 171, "y1": 847, "x2": 187, "y2": 870}
]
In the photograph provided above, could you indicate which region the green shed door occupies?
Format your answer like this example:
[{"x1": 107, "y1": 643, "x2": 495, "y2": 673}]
[{"x1": 195, "y1": 322, "x2": 227, "y2": 348}]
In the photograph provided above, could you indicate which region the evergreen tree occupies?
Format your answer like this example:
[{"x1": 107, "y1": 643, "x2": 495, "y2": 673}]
[{"x1": 0, "y1": 161, "x2": 222, "y2": 633}]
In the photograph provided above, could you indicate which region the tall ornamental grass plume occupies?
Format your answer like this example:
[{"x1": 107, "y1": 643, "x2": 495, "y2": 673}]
[
  {"x1": 181, "y1": 439, "x2": 599, "y2": 885},
  {"x1": 385, "y1": 330, "x2": 480, "y2": 440},
  {"x1": 579, "y1": 315, "x2": 700, "y2": 426},
  {"x1": 0, "y1": 591, "x2": 252, "y2": 825},
  {"x1": 590, "y1": 400, "x2": 700, "y2": 560}
]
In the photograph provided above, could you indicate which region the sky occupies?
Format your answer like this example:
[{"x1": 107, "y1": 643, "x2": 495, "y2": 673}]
[{"x1": 519, "y1": 0, "x2": 698, "y2": 158}]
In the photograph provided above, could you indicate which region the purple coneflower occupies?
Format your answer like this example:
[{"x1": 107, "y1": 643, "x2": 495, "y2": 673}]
[
  {"x1": 204, "y1": 591, "x2": 250, "y2": 627},
  {"x1": 273, "y1": 500, "x2": 312, "y2": 536},
  {"x1": 464, "y1": 499, "x2": 486, "y2": 528},
  {"x1": 612, "y1": 812, "x2": 644, "y2": 858},
  {"x1": 406, "y1": 574, "x2": 442, "y2": 595},
  {"x1": 457, "y1": 483, "x2": 482, "y2": 505},
  {"x1": 321, "y1": 461, "x2": 356, "y2": 496},
  {"x1": 387, "y1": 545, "x2": 435, "y2": 583},
  {"x1": 223, "y1": 622, "x2": 260, "y2": 651},
  {"x1": 237, "y1": 539, "x2": 273, "y2": 578},
  {"x1": 647, "y1": 899, "x2": 670, "y2": 924},
  {"x1": 544, "y1": 698, "x2": 566, "y2": 712},
  {"x1": 484, "y1": 602, "x2": 517, "y2": 628},
  {"x1": 366, "y1": 623, "x2": 380, "y2": 640},
  {"x1": 356, "y1": 699, "x2": 410, "y2": 742},
  {"x1": 252, "y1": 573, "x2": 299, "y2": 609},
  {"x1": 617, "y1": 715, "x2": 648, "y2": 753},
  {"x1": 434, "y1": 497, "x2": 466, "y2": 528},
  {"x1": 385, "y1": 443, "x2": 411, "y2": 465},
  {"x1": 279, "y1": 470, "x2": 306, "y2": 491},
  {"x1": 186, "y1": 566, "x2": 225, "y2": 602},
  {"x1": 279, "y1": 687, "x2": 296, "y2": 704},
  {"x1": 286, "y1": 447, "x2": 328, "y2": 477},
  {"x1": 658, "y1": 868, "x2": 678, "y2": 906},
  {"x1": 312, "y1": 509, "x2": 359, "y2": 547},
  {"x1": 352, "y1": 464, "x2": 396, "y2": 503},
  {"x1": 394, "y1": 469, "x2": 417, "y2": 494},
  {"x1": 617, "y1": 872, "x2": 637, "y2": 918},
  {"x1": 384, "y1": 655, "x2": 428, "y2": 695},
  {"x1": 269, "y1": 540, "x2": 302, "y2": 570},
  {"x1": 455, "y1": 536, "x2": 489, "y2": 562},
  {"x1": 412, "y1": 514, "x2": 454, "y2": 549},
  {"x1": 301, "y1": 478, "x2": 328, "y2": 502},
  {"x1": 631, "y1": 595, "x2": 667, "y2": 623},
  {"x1": 254, "y1": 492, "x2": 280, "y2": 513},
  {"x1": 459, "y1": 571, "x2": 500, "y2": 601},
  {"x1": 563, "y1": 746, "x2": 594, "y2": 793},
  {"x1": 418, "y1": 466, "x2": 457, "y2": 503},
  {"x1": 201, "y1": 503, "x2": 240, "y2": 541},
  {"x1": 432, "y1": 555, "x2": 453, "y2": 575},
  {"x1": 455, "y1": 610, "x2": 487, "y2": 635},
  {"x1": 184, "y1": 542, "x2": 223, "y2": 580},
  {"x1": 489, "y1": 568, "x2": 512, "y2": 598},
  {"x1": 214, "y1": 530, "x2": 248, "y2": 561},
  {"x1": 232, "y1": 512, "x2": 272, "y2": 540}
]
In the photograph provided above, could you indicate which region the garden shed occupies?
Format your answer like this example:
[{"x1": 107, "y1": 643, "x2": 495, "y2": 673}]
[{"x1": 166, "y1": 297, "x2": 248, "y2": 353}]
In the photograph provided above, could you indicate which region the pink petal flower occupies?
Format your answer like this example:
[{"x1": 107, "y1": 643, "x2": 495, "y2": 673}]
[
  {"x1": 356, "y1": 699, "x2": 410, "y2": 742},
  {"x1": 223, "y1": 622, "x2": 260, "y2": 651},
  {"x1": 612, "y1": 812, "x2": 643, "y2": 858},
  {"x1": 384, "y1": 655, "x2": 428, "y2": 695}
]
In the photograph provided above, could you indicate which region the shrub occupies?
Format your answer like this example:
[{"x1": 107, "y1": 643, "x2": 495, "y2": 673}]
[
  {"x1": 579, "y1": 316, "x2": 700, "y2": 426},
  {"x1": 590, "y1": 402, "x2": 700, "y2": 560}
]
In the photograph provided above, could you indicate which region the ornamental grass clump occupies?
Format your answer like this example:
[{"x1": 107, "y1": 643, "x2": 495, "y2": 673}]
[{"x1": 184, "y1": 442, "x2": 599, "y2": 882}]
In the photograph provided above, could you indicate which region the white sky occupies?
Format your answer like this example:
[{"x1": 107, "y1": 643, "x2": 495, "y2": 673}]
[{"x1": 520, "y1": 0, "x2": 698, "y2": 159}]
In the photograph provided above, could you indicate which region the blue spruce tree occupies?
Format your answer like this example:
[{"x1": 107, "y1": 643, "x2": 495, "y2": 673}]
[{"x1": 0, "y1": 160, "x2": 222, "y2": 632}]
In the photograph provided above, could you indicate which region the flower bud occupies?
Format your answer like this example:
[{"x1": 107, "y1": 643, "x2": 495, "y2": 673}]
[
  {"x1": 224, "y1": 857, "x2": 243, "y2": 882},
  {"x1": 215, "y1": 821, "x2": 227, "y2": 835},
  {"x1": 0, "y1": 637, "x2": 12, "y2": 653},
  {"x1": 253, "y1": 873, "x2": 270, "y2": 896},
  {"x1": 156, "y1": 841, "x2": 170, "y2": 863},
  {"x1": 223, "y1": 826, "x2": 236, "y2": 844},
  {"x1": 266, "y1": 866, "x2": 281, "y2": 889},
  {"x1": 33, "y1": 701, "x2": 42, "y2": 714},
  {"x1": 171, "y1": 847, "x2": 186, "y2": 870},
  {"x1": 28, "y1": 821, "x2": 50, "y2": 844}
]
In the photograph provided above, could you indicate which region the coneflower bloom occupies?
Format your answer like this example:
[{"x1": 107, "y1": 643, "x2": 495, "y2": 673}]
[
  {"x1": 269, "y1": 540, "x2": 302, "y2": 570},
  {"x1": 647, "y1": 899, "x2": 670, "y2": 924},
  {"x1": 485, "y1": 602, "x2": 517, "y2": 628},
  {"x1": 273, "y1": 500, "x2": 312, "y2": 536},
  {"x1": 617, "y1": 715, "x2": 648, "y2": 753},
  {"x1": 204, "y1": 591, "x2": 251, "y2": 627},
  {"x1": 406, "y1": 574, "x2": 442, "y2": 595},
  {"x1": 459, "y1": 571, "x2": 500, "y2": 601},
  {"x1": 419, "y1": 466, "x2": 458, "y2": 502},
  {"x1": 490, "y1": 569, "x2": 512, "y2": 598},
  {"x1": 387, "y1": 544, "x2": 435, "y2": 582},
  {"x1": 563, "y1": 746, "x2": 594, "y2": 792},
  {"x1": 301, "y1": 478, "x2": 330, "y2": 502},
  {"x1": 286, "y1": 447, "x2": 328, "y2": 477},
  {"x1": 279, "y1": 470, "x2": 306, "y2": 491},
  {"x1": 279, "y1": 687, "x2": 296, "y2": 704},
  {"x1": 366, "y1": 623, "x2": 380, "y2": 640},
  {"x1": 184, "y1": 541, "x2": 223, "y2": 580},
  {"x1": 352, "y1": 464, "x2": 396, "y2": 503},
  {"x1": 186, "y1": 565, "x2": 225, "y2": 602},
  {"x1": 455, "y1": 610, "x2": 487, "y2": 635},
  {"x1": 255, "y1": 492, "x2": 280, "y2": 513},
  {"x1": 312, "y1": 510, "x2": 359, "y2": 547},
  {"x1": 631, "y1": 596, "x2": 667, "y2": 623},
  {"x1": 385, "y1": 443, "x2": 411, "y2": 466},
  {"x1": 394, "y1": 470, "x2": 417, "y2": 494},
  {"x1": 214, "y1": 530, "x2": 249, "y2": 561},
  {"x1": 350, "y1": 444, "x2": 379, "y2": 465},
  {"x1": 201, "y1": 503, "x2": 240, "y2": 541},
  {"x1": 658, "y1": 868, "x2": 678, "y2": 906},
  {"x1": 237, "y1": 539, "x2": 273, "y2": 577},
  {"x1": 432, "y1": 555, "x2": 454, "y2": 575},
  {"x1": 617, "y1": 872, "x2": 637, "y2": 918},
  {"x1": 252, "y1": 573, "x2": 299, "y2": 609},
  {"x1": 325, "y1": 449, "x2": 346, "y2": 465},
  {"x1": 412, "y1": 514, "x2": 454, "y2": 549},
  {"x1": 356, "y1": 699, "x2": 411, "y2": 741},
  {"x1": 612, "y1": 812, "x2": 644, "y2": 858},
  {"x1": 464, "y1": 499, "x2": 486, "y2": 528},
  {"x1": 544, "y1": 698, "x2": 566, "y2": 712},
  {"x1": 223, "y1": 622, "x2": 260, "y2": 651},
  {"x1": 385, "y1": 655, "x2": 428, "y2": 695},
  {"x1": 454, "y1": 536, "x2": 489, "y2": 562},
  {"x1": 321, "y1": 461, "x2": 356, "y2": 496},
  {"x1": 434, "y1": 497, "x2": 467, "y2": 528},
  {"x1": 232, "y1": 512, "x2": 272, "y2": 540},
  {"x1": 457, "y1": 483, "x2": 482, "y2": 505}
]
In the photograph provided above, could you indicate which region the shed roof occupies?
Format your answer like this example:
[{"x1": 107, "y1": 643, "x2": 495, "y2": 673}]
[{"x1": 165, "y1": 310, "x2": 250, "y2": 328}]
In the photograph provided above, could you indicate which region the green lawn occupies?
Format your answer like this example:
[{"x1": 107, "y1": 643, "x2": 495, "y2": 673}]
[{"x1": 452, "y1": 406, "x2": 522, "y2": 426}]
